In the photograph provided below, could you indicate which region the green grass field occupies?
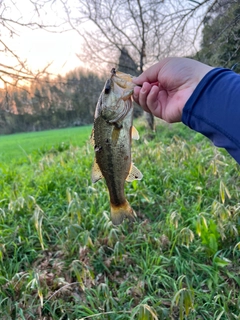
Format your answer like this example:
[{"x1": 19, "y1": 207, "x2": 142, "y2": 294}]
[
  {"x1": 0, "y1": 120, "x2": 239, "y2": 319},
  {"x1": 0, "y1": 126, "x2": 92, "y2": 164}
]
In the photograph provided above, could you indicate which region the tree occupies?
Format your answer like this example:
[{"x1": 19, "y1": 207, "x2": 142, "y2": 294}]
[
  {"x1": 2, "y1": 0, "x2": 239, "y2": 133},
  {"x1": 63, "y1": 0, "x2": 236, "y2": 71},
  {"x1": 64, "y1": 0, "x2": 169, "y2": 73},
  {"x1": 63, "y1": 0, "x2": 239, "y2": 131},
  {"x1": 195, "y1": 0, "x2": 240, "y2": 72},
  {"x1": 63, "y1": 0, "x2": 168, "y2": 130},
  {"x1": 0, "y1": 67, "x2": 104, "y2": 133},
  {"x1": 118, "y1": 47, "x2": 139, "y2": 75}
]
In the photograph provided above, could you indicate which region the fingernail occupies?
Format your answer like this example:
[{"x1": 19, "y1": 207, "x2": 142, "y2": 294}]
[{"x1": 132, "y1": 76, "x2": 137, "y2": 83}]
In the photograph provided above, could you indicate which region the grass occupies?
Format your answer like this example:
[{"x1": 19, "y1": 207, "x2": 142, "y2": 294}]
[
  {"x1": 0, "y1": 126, "x2": 92, "y2": 164},
  {"x1": 0, "y1": 119, "x2": 239, "y2": 319}
]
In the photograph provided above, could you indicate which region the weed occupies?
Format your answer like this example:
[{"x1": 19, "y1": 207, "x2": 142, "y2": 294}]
[{"x1": 0, "y1": 120, "x2": 239, "y2": 319}]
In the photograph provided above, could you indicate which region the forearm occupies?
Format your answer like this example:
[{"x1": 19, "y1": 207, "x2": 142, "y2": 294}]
[{"x1": 182, "y1": 68, "x2": 240, "y2": 163}]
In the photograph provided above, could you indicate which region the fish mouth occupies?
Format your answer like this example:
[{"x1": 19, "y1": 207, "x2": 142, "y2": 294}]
[
  {"x1": 104, "y1": 69, "x2": 116, "y2": 94},
  {"x1": 105, "y1": 68, "x2": 144, "y2": 96},
  {"x1": 104, "y1": 79, "x2": 111, "y2": 94}
]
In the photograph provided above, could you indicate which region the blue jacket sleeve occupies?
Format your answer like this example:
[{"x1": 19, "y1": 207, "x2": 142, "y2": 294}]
[{"x1": 182, "y1": 68, "x2": 240, "y2": 164}]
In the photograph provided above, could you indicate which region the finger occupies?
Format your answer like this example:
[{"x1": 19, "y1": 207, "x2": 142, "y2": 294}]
[
  {"x1": 132, "y1": 65, "x2": 159, "y2": 85},
  {"x1": 146, "y1": 85, "x2": 160, "y2": 115},
  {"x1": 132, "y1": 59, "x2": 169, "y2": 85},
  {"x1": 133, "y1": 86, "x2": 141, "y2": 104},
  {"x1": 138, "y1": 82, "x2": 152, "y2": 112}
]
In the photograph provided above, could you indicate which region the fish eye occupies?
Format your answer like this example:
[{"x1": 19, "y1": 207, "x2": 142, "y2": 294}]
[{"x1": 105, "y1": 79, "x2": 111, "y2": 94}]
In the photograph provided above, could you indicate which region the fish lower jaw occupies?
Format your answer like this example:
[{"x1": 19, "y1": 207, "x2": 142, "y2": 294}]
[{"x1": 110, "y1": 200, "x2": 136, "y2": 225}]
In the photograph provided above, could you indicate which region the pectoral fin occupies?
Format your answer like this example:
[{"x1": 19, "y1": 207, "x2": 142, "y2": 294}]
[
  {"x1": 91, "y1": 159, "x2": 103, "y2": 183},
  {"x1": 131, "y1": 126, "x2": 139, "y2": 140},
  {"x1": 126, "y1": 163, "x2": 143, "y2": 182}
]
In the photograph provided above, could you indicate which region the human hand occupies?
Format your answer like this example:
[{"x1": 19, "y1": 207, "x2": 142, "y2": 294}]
[{"x1": 133, "y1": 57, "x2": 214, "y2": 123}]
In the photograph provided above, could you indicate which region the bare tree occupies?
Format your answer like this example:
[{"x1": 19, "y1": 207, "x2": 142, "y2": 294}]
[
  {"x1": 62, "y1": 0, "x2": 172, "y2": 131},
  {"x1": 62, "y1": 0, "x2": 169, "y2": 72},
  {"x1": 61, "y1": 0, "x2": 228, "y2": 130},
  {"x1": 61, "y1": 0, "x2": 228, "y2": 71},
  {"x1": 60, "y1": 0, "x2": 239, "y2": 132}
]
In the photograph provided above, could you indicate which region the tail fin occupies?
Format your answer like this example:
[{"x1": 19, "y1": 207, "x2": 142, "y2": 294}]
[{"x1": 110, "y1": 201, "x2": 136, "y2": 225}]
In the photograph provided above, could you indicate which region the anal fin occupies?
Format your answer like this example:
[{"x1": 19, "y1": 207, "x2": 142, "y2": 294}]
[{"x1": 126, "y1": 163, "x2": 143, "y2": 182}]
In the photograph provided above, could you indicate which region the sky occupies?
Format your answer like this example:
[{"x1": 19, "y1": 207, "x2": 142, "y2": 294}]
[
  {"x1": 1, "y1": 0, "x2": 86, "y2": 86},
  {"x1": 11, "y1": 28, "x2": 83, "y2": 76},
  {"x1": 1, "y1": 0, "x2": 204, "y2": 87}
]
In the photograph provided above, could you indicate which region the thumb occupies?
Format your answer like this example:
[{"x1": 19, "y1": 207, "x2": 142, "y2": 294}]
[{"x1": 132, "y1": 76, "x2": 143, "y2": 86}]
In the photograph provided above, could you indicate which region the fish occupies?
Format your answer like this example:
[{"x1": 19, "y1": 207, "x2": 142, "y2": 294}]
[{"x1": 91, "y1": 68, "x2": 143, "y2": 225}]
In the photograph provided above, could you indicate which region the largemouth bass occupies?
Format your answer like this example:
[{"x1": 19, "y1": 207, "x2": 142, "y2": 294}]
[{"x1": 91, "y1": 68, "x2": 142, "y2": 225}]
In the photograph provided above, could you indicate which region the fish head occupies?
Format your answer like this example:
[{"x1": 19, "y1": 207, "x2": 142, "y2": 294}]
[{"x1": 94, "y1": 70, "x2": 135, "y2": 123}]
